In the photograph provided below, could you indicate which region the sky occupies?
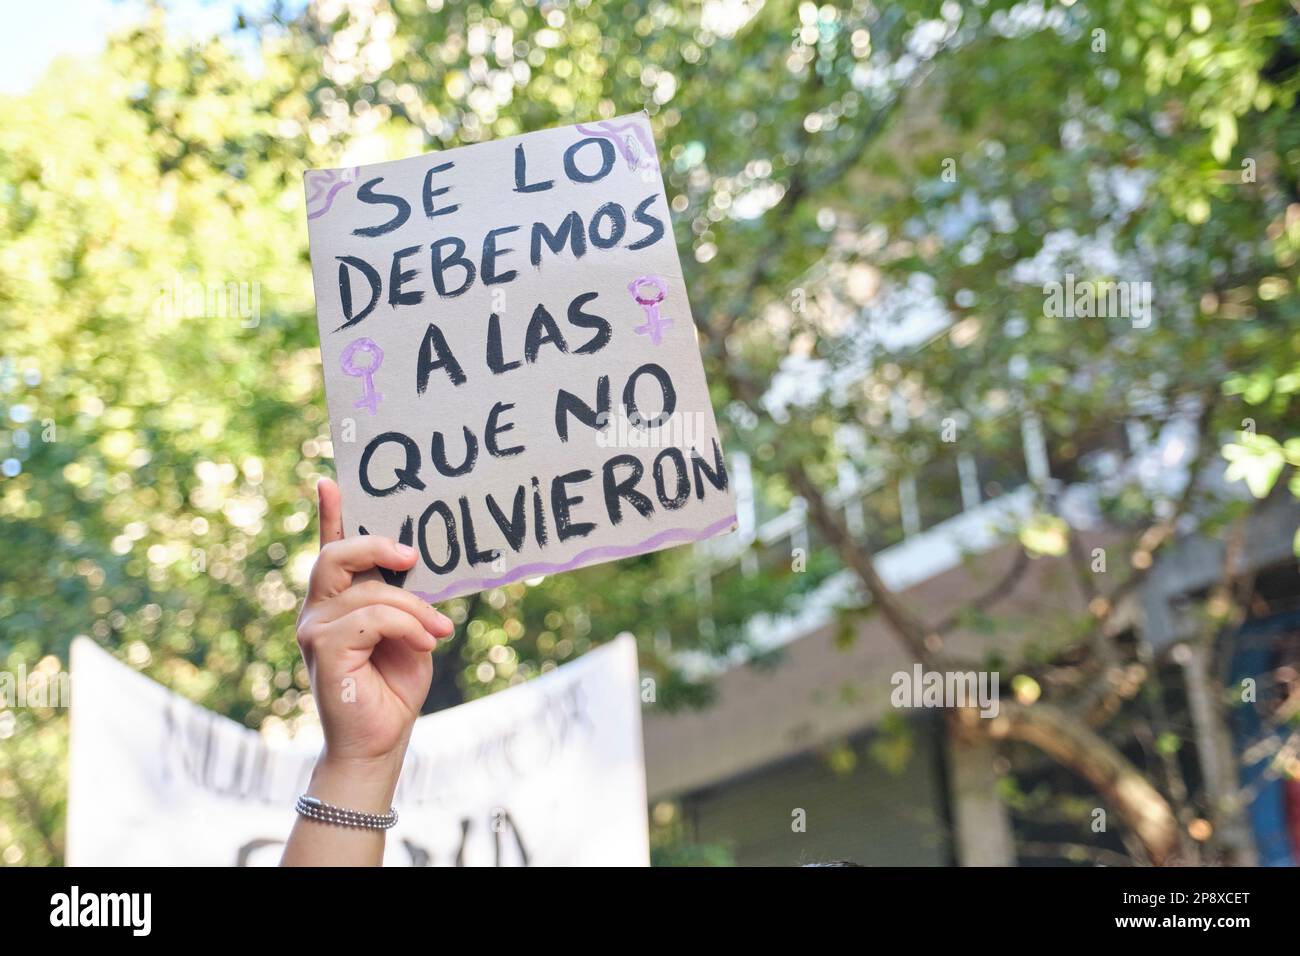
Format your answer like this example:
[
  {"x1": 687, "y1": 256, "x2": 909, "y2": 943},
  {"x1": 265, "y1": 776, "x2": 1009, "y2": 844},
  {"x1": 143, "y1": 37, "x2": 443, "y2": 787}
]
[{"x1": 1, "y1": 0, "x2": 292, "y2": 94}]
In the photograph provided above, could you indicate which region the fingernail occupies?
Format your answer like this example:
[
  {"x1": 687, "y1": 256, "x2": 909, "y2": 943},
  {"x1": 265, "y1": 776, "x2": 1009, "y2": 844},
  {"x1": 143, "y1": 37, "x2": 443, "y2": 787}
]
[
  {"x1": 396, "y1": 543, "x2": 417, "y2": 560},
  {"x1": 435, "y1": 611, "x2": 453, "y2": 631}
]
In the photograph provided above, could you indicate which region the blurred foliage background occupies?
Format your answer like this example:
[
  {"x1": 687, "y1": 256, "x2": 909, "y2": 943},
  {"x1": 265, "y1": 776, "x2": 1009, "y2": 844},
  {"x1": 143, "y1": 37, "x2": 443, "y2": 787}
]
[{"x1": 1, "y1": 0, "x2": 1298, "y2": 865}]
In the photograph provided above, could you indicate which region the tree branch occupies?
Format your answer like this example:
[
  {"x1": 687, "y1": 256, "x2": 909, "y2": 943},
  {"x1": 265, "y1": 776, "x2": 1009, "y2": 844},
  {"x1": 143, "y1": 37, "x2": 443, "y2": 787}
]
[
  {"x1": 1071, "y1": 391, "x2": 1220, "y2": 719},
  {"x1": 931, "y1": 545, "x2": 1032, "y2": 636},
  {"x1": 963, "y1": 702, "x2": 1181, "y2": 865}
]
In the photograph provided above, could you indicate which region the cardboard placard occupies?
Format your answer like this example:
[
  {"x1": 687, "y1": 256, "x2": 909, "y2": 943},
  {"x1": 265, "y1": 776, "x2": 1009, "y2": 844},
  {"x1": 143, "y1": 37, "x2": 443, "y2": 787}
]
[{"x1": 304, "y1": 113, "x2": 736, "y2": 602}]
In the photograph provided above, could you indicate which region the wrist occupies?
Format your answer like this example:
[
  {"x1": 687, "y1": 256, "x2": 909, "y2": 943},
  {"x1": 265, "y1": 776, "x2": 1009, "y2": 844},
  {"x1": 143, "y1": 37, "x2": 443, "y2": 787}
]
[{"x1": 308, "y1": 748, "x2": 407, "y2": 815}]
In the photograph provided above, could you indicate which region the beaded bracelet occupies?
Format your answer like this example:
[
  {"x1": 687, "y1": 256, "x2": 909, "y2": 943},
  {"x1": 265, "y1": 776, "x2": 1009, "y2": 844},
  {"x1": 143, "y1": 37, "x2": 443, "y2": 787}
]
[{"x1": 295, "y1": 794, "x2": 398, "y2": 830}]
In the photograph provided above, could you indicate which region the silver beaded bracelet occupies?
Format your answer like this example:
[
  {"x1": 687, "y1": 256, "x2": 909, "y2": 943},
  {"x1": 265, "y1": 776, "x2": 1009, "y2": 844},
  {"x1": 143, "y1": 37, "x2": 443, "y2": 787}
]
[{"x1": 295, "y1": 794, "x2": 398, "y2": 830}]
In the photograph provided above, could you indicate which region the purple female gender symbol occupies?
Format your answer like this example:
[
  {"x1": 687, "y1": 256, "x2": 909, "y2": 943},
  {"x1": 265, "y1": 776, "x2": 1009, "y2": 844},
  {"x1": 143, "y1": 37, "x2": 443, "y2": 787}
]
[
  {"x1": 627, "y1": 275, "x2": 673, "y2": 345},
  {"x1": 340, "y1": 337, "x2": 384, "y2": 414}
]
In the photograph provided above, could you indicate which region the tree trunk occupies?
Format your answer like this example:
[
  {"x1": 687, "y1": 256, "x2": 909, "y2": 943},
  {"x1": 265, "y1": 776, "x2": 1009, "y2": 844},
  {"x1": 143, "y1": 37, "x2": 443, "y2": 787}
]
[
  {"x1": 1181, "y1": 641, "x2": 1257, "y2": 864},
  {"x1": 944, "y1": 728, "x2": 1016, "y2": 866},
  {"x1": 956, "y1": 701, "x2": 1181, "y2": 864},
  {"x1": 786, "y1": 457, "x2": 1183, "y2": 864}
]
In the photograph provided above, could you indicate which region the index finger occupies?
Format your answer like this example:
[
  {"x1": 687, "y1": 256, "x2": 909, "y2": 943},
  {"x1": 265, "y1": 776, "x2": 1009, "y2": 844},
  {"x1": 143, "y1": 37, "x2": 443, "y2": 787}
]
[{"x1": 309, "y1": 535, "x2": 420, "y2": 600}]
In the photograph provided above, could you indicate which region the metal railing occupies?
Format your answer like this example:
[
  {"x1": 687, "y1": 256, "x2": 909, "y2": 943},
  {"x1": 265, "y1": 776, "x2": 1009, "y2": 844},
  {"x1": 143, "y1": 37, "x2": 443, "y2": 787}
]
[{"x1": 688, "y1": 409, "x2": 1141, "y2": 655}]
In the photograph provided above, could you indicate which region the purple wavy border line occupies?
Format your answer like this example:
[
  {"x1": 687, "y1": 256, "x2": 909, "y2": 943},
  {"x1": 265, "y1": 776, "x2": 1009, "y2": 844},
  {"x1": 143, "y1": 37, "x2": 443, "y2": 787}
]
[
  {"x1": 306, "y1": 170, "x2": 359, "y2": 220},
  {"x1": 411, "y1": 512, "x2": 737, "y2": 604}
]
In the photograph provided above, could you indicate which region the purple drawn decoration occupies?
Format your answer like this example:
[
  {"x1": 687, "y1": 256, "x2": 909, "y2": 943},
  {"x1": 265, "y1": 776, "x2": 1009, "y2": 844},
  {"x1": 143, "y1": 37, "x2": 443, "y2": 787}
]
[
  {"x1": 627, "y1": 276, "x2": 673, "y2": 345},
  {"x1": 411, "y1": 511, "x2": 739, "y2": 605},
  {"x1": 305, "y1": 166, "x2": 360, "y2": 220},
  {"x1": 575, "y1": 119, "x2": 659, "y2": 174},
  {"x1": 340, "y1": 338, "x2": 385, "y2": 414}
]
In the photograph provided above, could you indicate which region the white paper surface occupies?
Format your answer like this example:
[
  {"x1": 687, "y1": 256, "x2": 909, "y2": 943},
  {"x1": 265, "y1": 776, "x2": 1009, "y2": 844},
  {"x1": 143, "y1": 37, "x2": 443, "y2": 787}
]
[{"x1": 66, "y1": 636, "x2": 650, "y2": 866}]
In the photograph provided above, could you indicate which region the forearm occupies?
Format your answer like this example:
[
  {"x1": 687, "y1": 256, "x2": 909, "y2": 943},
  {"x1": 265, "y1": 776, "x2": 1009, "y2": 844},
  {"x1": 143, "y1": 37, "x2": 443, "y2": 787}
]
[{"x1": 280, "y1": 750, "x2": 405, "y2": 867}]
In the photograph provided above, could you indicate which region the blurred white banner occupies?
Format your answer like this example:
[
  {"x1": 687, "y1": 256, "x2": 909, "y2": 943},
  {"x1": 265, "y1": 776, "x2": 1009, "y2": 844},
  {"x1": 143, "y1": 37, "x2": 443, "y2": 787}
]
[{"x1": 67, "y1": 635, "x2": 649, "y2": 866}]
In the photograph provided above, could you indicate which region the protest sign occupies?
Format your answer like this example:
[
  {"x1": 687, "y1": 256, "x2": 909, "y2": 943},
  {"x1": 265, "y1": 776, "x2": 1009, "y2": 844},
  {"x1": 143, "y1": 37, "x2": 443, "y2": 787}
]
[
  {"x1": 304, "y1": 113, "x2": 737, "y2": 602},
  {"x1": 66, "y1": 636, "x2": 649, "y2": 866}
]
